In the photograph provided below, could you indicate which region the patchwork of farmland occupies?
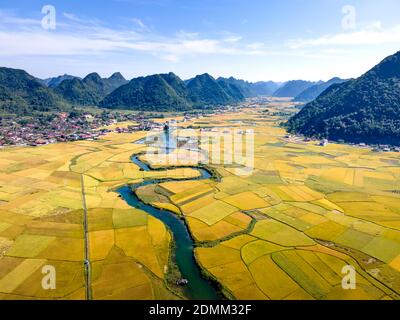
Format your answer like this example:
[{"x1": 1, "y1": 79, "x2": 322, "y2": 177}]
[
  {"x1": 0, "y1": 130, "x2": 198, "y2": 299},
  {"x1": 137, "y1": 106, "x2": 400, "y2": 300},
  {"x1": 1, "y1": 103, "x2": 400, "y2": 300}
]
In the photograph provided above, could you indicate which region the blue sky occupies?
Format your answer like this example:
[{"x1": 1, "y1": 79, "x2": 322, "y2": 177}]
[{"x1": 1, "y1": 0, "x2": 400, "y2": 81}]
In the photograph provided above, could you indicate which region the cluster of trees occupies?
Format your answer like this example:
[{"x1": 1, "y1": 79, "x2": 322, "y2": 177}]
[{"x1": 0, "y1": 67, "x2": 68, "y2": 116}]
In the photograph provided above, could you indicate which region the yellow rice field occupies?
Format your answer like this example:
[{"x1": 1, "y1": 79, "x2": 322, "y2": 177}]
[{"x1": 1, "y1": 103, "x2": 400, "y2": 300}]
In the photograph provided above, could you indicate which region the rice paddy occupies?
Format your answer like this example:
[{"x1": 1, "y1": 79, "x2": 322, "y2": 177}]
[
  {"x1": 1, "y1": 103, "x2": 400, "y2": 300},
  {"x1": 188, "y1": 106, "x2": 400, "y2": 300},
  {"x1": 0, "y1": 130, "x2": 190, "y2": 299}
]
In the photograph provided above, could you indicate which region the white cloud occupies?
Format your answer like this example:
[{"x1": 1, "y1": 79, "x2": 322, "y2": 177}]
[
  {"x1": 63, "y1": 13, "x2": 84, "y2": 23},
  {"x1": 0, "y1": 9, "x2": 41, "y2": 27},
  {"x1": 132, "y1": 18, "x2": 151, "y2": 32},
  {"x1": 364, "y1": 21, "x2": 383, "y2": 31},
  {"x1": 162, "y1": 54, "x2": 180, "y2": 62},
  {"x1": 220, "y1": 31, "x2": 242, "y2": 43},
  {"x1": 223, "y1": 35, "x2": 242, "y2": 43},
  {"x1": 62, "y1": 12, "x2": 104, "y2": 28},
  {"x1": 0, "y1": 11, "x2": 267, "y2": 60},
  {"x1": 175, "y1": 30, "x2": 199, "y2": 40},
  {"x1": 288, "y1": 23, "x2": 400, "y2": 49},
  {"x1": 246, "y1": 42, "x2": 264, "y2": 50},
  {"x1": 5, "y1": 10, "x2": 395, "y2": 82}
]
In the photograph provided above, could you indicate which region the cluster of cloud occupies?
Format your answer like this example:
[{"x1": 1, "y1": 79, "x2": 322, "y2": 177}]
[
  {"x1": 0, "y1": 9, "x2": 269, "y2": 62},
  {"x1": 288, "y1": 21, "x2": 400, "y2": 49},
  {"x1": 1, "y1": 8, "x2": 400, "y2": 81}
]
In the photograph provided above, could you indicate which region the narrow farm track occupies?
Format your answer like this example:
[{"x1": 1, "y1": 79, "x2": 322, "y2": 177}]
[{"x1": 80, "y1": 174, "x2": 92, "y2": 300}]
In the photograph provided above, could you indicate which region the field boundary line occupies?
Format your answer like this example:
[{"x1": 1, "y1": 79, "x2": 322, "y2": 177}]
[{"x1": 81, "y1": 174, "x2": 92, "y2": 300}]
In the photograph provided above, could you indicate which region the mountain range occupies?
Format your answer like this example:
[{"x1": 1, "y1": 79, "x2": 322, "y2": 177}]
[
  {"x1": 5, "y1": 66, "x2": 338, "y2": 115},
  {"x1": 54, "y1": 72, "x2": 128, "y2": 106},
  {"x1": 273, "y1": 80, "x2": 318, "y2": 98},
  {"x1": 37, "y1": 74, "x2": 80, "y2": 88},
  {"x1": 0, "y1": 67, "x2": 67, "y2": 116},
  {"x1": 1, "y1": 69, "x2": 253, "y2": 114},
  {"x1": 4, "y1": 48, "x2": 400, "y2": 148},
  {"x1": 216, "y1": 77, "x2": 283, "y2": 97},
  {"x1": 294, "y1": 77, "x2": 348, "y2": 102},
  {"x1": 286, "y1": 50, "x2": 400, "y2": 145},
  {"x1": 100, "y1": 73, "x2": 246, "y2": 111},
  {"x1": 99, "y1": 73, "x2": 192, "y2": 111}
]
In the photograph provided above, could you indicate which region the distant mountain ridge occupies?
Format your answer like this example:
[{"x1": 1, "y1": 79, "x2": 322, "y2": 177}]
[
  {"x1": 294, "y1": 77, "x2": 348, "y2": 102},
  {"x1": 99, "y1": 72, "x2": 244, "y2": 111},
  {"x1": 253, "y1": 81, "x2": 283, "y2": 96},
  {"x1": 54, "y1": 72, "x2": 128, "y2": 106},
  {"x1": 286, "y1": 50, "x2": 400, "y2": 145},
  {"x1": 217, "y1": 77, "x2": 283, "y2": 97},
  {"x1": 273, "y1": 80, "x2": 317, "y2": 98},
  {"x1": 37, "y1": 74, "x2": 80, "y2": 88}
]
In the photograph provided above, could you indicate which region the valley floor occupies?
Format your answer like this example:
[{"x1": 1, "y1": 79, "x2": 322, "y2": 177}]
[{"x1": 0, "y1": 102, "x2": 400, "y2": 300}]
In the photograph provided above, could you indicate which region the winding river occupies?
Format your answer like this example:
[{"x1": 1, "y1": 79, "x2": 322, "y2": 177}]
[{"x1": 116, "y1": 133, "x2": 221, "y2": 300}]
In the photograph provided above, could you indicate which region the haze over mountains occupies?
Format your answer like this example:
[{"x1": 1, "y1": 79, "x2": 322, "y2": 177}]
[
  {"x1": 294, "y1": 77, "x2": 348, "y2": 102},
  {"x1": 273, "y1": 80, "x2": 318, "y2": 98},
  {"x1": 216, "y1": 77, "x2": 282, "y2": 97},
  {"x1": 286, "y1": 50, "x2": 400, "y2": 145}
]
